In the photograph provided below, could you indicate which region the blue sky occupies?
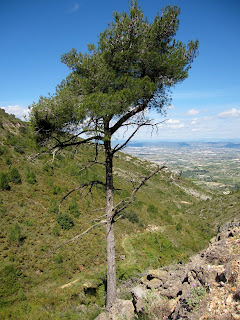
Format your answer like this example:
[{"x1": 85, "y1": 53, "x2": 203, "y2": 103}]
[{"x1": 1, "y1": 0, "x2": 240, "y2": 141}]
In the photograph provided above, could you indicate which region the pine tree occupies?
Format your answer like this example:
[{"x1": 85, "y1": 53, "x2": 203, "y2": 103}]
[{"x1": 30, "y1": 1, "x2": 198, "y2": 308}]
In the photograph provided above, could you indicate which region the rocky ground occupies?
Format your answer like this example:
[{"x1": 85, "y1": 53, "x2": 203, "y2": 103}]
[{"x1": 97, "y1": 220, "x2": 240, "y2": 319}]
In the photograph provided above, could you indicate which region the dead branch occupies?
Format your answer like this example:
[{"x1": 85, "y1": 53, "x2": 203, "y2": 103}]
[
  {"x1": 90, "y1": 214, "x2": 107, "y2": 222},
  {"x1": 112, "y1": 122, "x2": 149, "y2": 154},
  {"x1": 113, "y1": 215, "x2": 123, "y2": 223},
  {"x1": 51, "y1": 220, "x2": 107, "y2": 253},
  {"x1": 88, "y1": 207, "x2": 106, "y2": 214},
  {"x1": 58, "y1": 180, "x2": 106, "y2": 214},
  {"x1": 113, "y1": 165, "x2": 167, "y2": 217}
]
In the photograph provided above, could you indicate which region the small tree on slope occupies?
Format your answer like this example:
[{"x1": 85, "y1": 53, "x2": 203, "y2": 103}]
[{"x1": 30, "y1": 1, "x2": 198, "y2": 309}]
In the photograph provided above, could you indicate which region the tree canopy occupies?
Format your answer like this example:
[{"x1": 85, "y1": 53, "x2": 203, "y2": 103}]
[{"x1": 30, "y1": 1, "x2": 198, "y2": 145}]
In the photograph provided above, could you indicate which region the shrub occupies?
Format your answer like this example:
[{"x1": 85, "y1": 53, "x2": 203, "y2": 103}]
[
  {"x1": 133, "y1": 199, "x2": 143, "y2": 209},
  {"x1": 68, "y1": 198, "x2": 80, "y2": 217},
  {"x1": 54, "y1": 253, "x2": 63, "y2": 264},
  {"x1": 14, "y1": 145, "x2": 25, "y2": 154},
  {"x1": 117, "y1": 265, "x2": 142, "y2": 280},
  {"x1": 0, "y1": 172, "x2": 10, "y2": 190},
  {"x1": 25, "y1": 168, "x2": 36, "y2": 184},
  {"x1": 5, "y1": 157, "x2": 12, "y2": 165},
  {"x1": 49, "y1": 198, "x2": 58, "y2": 214},
  {"x1": 0, "y1": 265, "x2": 21, "y2": 299},
  {"x1": 52, "y1": 225, "x2": 60, "y2": 237},
  {"x1": 42, "y1": 163, "x2": 53, "y2": 176},
  {"x1": 176, "y1": 222, "x2": 182, "y2": 232},
  {"x1": 10, "y1": 167, "x2": 22, "y2": 184},
  {"x1": 163, "y1": 209, "x2": 169, "y2": 215},
  {"x1": 187, "y1": 285, "x2": 206, "y2": 310},
  {"x1": 147, "y1": 204, "x2": 158, "y2": 218},
  {"x1": 6, "y1": 132, "x2": 16, "y2": 145},
  {"x1": 8, "y1": 223, "x2": 25, "y2": 244},
  {"x1": 57, "y1": 214, "x2": 74, "y2": 230},
  {"x1": 122, "y1": 210, "x2": 139, "y2": 224},
  {"x1": 18, "y1": 126, "x2": 27, "y2": 135},
  {"x1": 52, "y1": 185, "x2": 62, "y2": 194}
]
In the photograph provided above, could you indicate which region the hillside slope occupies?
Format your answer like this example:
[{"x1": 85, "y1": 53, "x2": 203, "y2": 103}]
[
  {"x1": 97, "y1": 220, "x2": 240, "y2": 319},
  {"x1": 0, "y1": 109, "x2": 239, "y2": 319}
]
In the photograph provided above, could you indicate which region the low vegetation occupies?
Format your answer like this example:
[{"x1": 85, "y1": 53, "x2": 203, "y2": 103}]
[{"x1": 0, "y1": 109, "x2": 239, "y2": 319}]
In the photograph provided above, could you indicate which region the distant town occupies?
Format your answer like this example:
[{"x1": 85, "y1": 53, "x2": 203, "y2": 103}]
[{"x1": 123, "y1": 141, "x2": 240, "y2": 193}]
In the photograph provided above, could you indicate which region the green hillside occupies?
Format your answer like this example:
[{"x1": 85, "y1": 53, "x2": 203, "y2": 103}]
[{"x1": 0, "y1": 108, "x2": 239, "y2": 319}]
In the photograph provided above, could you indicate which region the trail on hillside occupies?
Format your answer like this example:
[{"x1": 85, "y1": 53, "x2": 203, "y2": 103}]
[
  {"x1": 121, "y1": 235, "x2": 137, "y2": 266},
  {"x1": 60, "y1": 278, "x2": 81, "y2": 289}
]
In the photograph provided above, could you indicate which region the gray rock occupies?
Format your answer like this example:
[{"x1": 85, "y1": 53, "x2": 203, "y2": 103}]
[
  {"x1": 131, "y1": 285, "x2": 148, "y2": 313},
  {"x1": 96, "y1": 299, "x2": 134, "y2": 320}
]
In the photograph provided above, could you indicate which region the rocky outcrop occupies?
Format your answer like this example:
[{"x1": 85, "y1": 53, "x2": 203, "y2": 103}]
[
  {"x1": 97, "y1": 221, "x2": 240, "y2": 319},
  {"x1": 96, "y1": 298, "x2": 135, "y2": 320}
]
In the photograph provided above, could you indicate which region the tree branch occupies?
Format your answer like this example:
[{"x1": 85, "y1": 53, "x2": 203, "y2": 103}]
[
  {"x1": 113, "y1": 165, "x2": 167, "y2": 217},
  {"x1": 110, "y1": 98, "x2": 151, "y2": 135},
  {"x1": 51, "y1": 220, "x2": 107, "y2": 253},
  {"x1": 54, "y1": 135, "x2": 103, "y2": 149},
  {"x1": 112, "y1": 121, "x2": 150, "y2": 154},
  {"x1": 90, "y1": 214, "x2": 107, "y2": 222},
  {"x1": 58, "y1": 180, "x2": 106, "y2": 214}
]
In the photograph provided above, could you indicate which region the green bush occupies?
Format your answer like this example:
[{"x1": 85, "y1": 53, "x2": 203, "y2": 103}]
[
  {"x1": 6, "y1": 132, "x2": 16, "y2": 146},
  {"x1": 163, "y1": 209, "x2": 169, "y2": 215},
  {"x1": 10, "y1": 167, "x2": 22, "y2": 184},
  {"x1": 176, "y1": 222, "x2": 182, "y2": 232},
  {"x1": 42, "y1": 163, "x2": 53, "y2": 176},
  {"x1": 49, "y1": 198, "x2": 58, "y2": 214},
  {"x1": 0, "y1": 265, "x2": 21, "y2": 300},
  {"x1": 5, "y1": 157, "x2": 12, "y2": 165},
  {"x1": 187, "y1": 286, "x2": 206, "y2": 310},
  {"x1": 0, "y1": 172, "x2": 10, "y2": 190},
  {"x1": 8, "y1": 223, "x2": 25, "y2": 244},
  {"x1": 68, "y1": 198, "x2": 80, "y2": 217},
  {"x1": 25, "y1": 168, "x2": 36, "y2": 184},
  {"x1": 52, "y1": 185, "x2": 62, "y2": 195},
  {"x1": 147, "y1": 204, "x2": 158, "y2": 218},
  {"x1": 14, "y1": 145, "x2": 25, "y2": 154},
  {"x1": 57, "y1": 214, "x2": 74, "y2": 230},
  {"x1": 122, "y1": 210, "x2": 139, "y2": 224},
  {"x1": 117, "y1": 265, "x2": 142, "y2": 281},
  {"x1": 52, "y1": 225, "x2": 60, "y2": 237},
  {"x1": 53, "y1": 253, "x2": 63, "y2": 264},
  {"x1": 18, "y1": 126, "x2": 27, "y2": 135}
]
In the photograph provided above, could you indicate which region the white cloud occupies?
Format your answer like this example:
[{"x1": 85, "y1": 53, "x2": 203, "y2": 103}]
[
  {"x1": 172, "y1": 124, "x2": 184, "y2": 129},
  {"x1": 1, "y1": 105, "x2": 29, "y2": 120},
  {"x1": 218, "y1": 108, "x2": 240, "y2": 118},
  {"x1": 186, "y1": 108, "x2": 200, "y2": 116},
  {"x1": 166, "y1": 119, "x2": 184, "y2": 129},
  {"x1": 69, "y1": 3, "x2": 80, "y2": 13},
  {"x1": 191, "y1": 128, "x2": 213, "y2": 132},
  {"x1": 166, "y1": 119, "x2": 180, "y2": 124},
  {"x1": 167, "y1": 104, "x2": 175, "y2": 110},
  {"x1": 191, "y1": 118, "x2": 199, "y2": 125}
]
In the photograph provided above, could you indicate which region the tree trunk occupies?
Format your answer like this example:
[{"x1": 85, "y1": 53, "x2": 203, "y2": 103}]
[{"x1": 104, "y1": 138, "x2": 117, "y2": 309}]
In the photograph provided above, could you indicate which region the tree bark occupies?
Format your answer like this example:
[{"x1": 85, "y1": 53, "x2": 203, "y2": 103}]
[{"x1": 104, "y1": 136, "x2": 116, "y2": 309}]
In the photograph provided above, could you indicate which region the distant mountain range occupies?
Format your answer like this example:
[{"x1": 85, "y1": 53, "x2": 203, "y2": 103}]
[{"x1": 120, "y1": 140, "x2": 240, "y2": 149}]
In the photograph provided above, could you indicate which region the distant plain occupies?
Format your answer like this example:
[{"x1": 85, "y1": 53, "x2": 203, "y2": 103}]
[{"x1": 124, "y1": 141, "x2": 240, "y2": 192}]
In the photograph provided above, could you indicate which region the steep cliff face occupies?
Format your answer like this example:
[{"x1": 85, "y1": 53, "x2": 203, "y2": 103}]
[{"x1": 97, "y1": 220, "x2": 240, "y2": 319}]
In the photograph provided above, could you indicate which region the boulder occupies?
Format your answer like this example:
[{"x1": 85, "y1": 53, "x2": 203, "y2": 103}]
[
  {"x1": 131, "y1": 285, "x2": 148, "y2": 313},
  {"x1": 96, "y1": 299, "x2": 134, "y2": 320}
]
